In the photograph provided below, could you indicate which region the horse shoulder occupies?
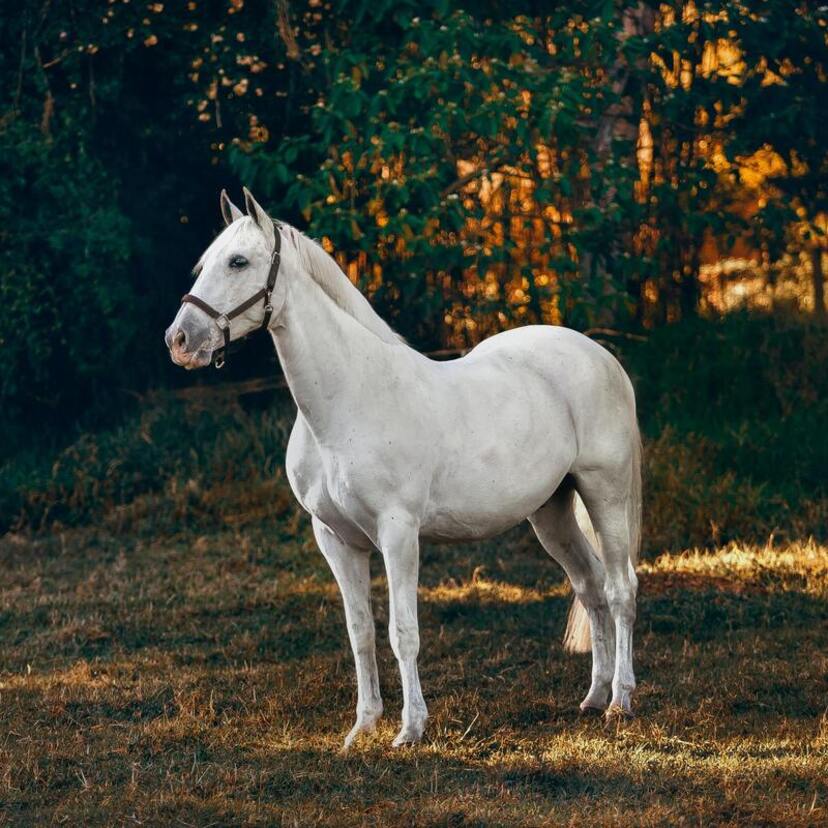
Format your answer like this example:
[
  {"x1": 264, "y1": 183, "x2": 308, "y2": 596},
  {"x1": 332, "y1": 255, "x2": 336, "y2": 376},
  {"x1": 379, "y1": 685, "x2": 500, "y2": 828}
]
[{"x1": 285, "y1": 414, "x2": 325, "y2": 513}]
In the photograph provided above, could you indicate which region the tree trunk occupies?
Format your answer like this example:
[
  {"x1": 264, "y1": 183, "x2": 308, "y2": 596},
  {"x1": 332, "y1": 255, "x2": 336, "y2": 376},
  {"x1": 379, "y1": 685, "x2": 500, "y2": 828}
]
[
  {"x1": 812, "y1": 245, "x2": 826, "y2": 318},
  {"x1": 578, "y1": 3, "x2": 656, "y2": 325}
]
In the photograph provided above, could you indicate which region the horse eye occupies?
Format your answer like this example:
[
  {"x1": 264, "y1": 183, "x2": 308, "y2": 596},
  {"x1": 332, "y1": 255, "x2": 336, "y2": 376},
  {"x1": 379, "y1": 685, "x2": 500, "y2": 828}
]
[{"x1": 229, "y1": 255, "x2": 248, "y2": 269}]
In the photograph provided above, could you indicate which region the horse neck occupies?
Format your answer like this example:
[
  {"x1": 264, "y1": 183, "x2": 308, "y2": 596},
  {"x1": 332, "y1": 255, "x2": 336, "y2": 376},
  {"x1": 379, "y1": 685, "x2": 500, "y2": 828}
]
[{"x1": 271, "y1": 267, "x2": 398, "y2": 438}]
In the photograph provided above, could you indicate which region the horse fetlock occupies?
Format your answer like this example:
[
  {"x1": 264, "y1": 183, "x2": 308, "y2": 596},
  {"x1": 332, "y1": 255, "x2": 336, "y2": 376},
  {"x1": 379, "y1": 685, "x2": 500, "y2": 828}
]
[
  {"x1": 341, "y1": 705, "x2": 384, "y2": 751},
  {"x1": 580, "y1": 682, "x2": 611, "y2": 712},
  {"x1": 393, "y1": 706, "x2": 428, "y2": 747},
  {"x1": 404, "y1": 700, "x2": 428, "y2": 725},
  {"x1": 358, "y1": 699, "x2": 384, "y2": 723},
  {"x1": 608, "y1": 678, "x2": 635, "y2": 715},
  {"x1": 613, "y1": 675, "x2": 636, "y2": 695}
]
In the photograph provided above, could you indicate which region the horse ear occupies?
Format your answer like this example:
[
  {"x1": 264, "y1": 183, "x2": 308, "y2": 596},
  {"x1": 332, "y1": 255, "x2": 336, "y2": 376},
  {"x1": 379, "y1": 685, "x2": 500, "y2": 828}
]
[
  {"x1": 242, "y1": 186, "x2": 269, "y2": 228},
  {"x1": 220, "y1": 189, "x2": 243, "y2": 226}
]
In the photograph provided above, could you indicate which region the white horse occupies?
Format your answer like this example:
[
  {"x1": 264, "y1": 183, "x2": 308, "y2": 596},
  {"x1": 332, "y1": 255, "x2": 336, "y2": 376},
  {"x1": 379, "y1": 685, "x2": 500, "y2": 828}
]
[{"x1": 165, "y1": 188, "x2": 642, "y2": 749}]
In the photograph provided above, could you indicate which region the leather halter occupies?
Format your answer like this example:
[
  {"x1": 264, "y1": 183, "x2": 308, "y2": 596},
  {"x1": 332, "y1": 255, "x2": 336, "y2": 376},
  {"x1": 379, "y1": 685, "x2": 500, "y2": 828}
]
[{"x1": 180, "y1": 220, "x2": 282, "y2": 369}]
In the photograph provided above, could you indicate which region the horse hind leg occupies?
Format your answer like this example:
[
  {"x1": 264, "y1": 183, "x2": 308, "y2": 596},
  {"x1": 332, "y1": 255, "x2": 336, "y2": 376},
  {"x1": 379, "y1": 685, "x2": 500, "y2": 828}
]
[
  {"x1": 574, "y1": 458, "x2": 641, "y2": 718},
  {"x1": 529, "y1": 484, "x2": 616, "y2": 713}
]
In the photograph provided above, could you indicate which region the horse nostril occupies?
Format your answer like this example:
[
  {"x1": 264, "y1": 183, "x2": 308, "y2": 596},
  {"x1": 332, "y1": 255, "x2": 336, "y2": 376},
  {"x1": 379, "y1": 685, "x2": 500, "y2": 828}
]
[{"x1": 174, "y1": 330, "x2": 186, "y2": 349}]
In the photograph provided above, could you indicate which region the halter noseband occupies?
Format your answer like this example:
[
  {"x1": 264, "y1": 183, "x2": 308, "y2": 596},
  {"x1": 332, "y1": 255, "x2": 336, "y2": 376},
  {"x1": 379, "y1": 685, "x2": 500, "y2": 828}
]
[{"x1": 180, "y1": 219, "x2": 282, "y2": 369}]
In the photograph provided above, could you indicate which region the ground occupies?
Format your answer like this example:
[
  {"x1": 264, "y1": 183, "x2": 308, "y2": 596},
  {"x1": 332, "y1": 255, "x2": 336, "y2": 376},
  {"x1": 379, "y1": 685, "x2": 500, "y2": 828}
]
[{"x1": 1, "y1": 501, "x2": 826, "y2": 827}]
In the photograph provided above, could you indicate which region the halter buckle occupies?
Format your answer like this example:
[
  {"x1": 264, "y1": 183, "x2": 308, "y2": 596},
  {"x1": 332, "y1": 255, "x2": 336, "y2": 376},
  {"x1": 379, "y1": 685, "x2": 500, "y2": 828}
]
[{"x1": 216, "y1": 314, "x2": 230, "y2": 330}]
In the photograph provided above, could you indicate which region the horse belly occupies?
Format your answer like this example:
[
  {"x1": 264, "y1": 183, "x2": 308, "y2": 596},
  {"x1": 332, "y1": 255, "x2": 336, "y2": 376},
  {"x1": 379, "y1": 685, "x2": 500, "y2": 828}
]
[
  {"x1": 418, "y1": 360, "x2": 577, "y2": 542},
  {"x1": 420, "y1": 439, "x2": 573, "y2": 542}
]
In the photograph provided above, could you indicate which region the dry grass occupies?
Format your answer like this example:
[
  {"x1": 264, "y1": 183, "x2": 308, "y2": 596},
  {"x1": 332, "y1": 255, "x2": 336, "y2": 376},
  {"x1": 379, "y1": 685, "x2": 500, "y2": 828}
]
[{"x1": 1, "y1": 497, "x2": 826, "y2": 827}]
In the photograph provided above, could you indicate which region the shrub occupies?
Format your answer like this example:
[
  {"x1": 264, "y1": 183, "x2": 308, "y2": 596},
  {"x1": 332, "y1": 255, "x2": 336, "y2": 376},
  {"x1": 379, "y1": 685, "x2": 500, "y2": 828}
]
[
  {"x1": 0, "y1": 394, "x2": 294, "y2": 534},
  {"x1": 0, "y1": 119, "x2": 134, "y2": 421}
]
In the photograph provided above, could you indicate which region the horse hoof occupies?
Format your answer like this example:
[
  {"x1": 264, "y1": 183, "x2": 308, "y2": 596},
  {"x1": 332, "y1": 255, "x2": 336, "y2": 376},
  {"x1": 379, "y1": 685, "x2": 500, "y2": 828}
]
[
  {"x1": 341, "y1": 713, "x2": 382, "y2": 753},
  {"x1": 604, "y1": 703, "x2": 635, "y2": 723},
  {"x1": 578, "y1": 704, "x2": 605, "y2": 717},
  {"x1": 391, "y1": 726, "x2": 425, "y2": 747}
]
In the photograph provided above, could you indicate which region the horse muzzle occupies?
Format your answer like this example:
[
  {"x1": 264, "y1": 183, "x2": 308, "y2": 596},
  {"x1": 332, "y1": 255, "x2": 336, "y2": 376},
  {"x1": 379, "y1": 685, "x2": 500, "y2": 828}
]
[{"x1": 165, "y1": 317, "x2": 215, "y2": 370}]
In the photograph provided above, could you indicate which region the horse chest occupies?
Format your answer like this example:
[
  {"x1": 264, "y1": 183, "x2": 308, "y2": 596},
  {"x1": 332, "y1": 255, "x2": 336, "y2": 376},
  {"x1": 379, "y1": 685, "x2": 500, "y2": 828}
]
[{"x1": 285, "y1": 418, "x2": 376, "y2": 543}]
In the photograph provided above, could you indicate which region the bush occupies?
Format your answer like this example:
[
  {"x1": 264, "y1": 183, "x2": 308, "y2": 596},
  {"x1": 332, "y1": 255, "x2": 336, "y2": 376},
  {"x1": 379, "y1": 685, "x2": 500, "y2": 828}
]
[
  {"x1": 0, "y1": 119, "x2": 134, "y2": 422},
  {"x1": 628, "y1": 313, "x2": 828, "y2": 431},
  {"x1": 642, "y1": 428, "x2": 824, "y2": 553},
  {"x1": 622, "y1": 313, "x2": 828, "y2": 552},
  {"x1": 0, "y1": 394, "x2": 294, "y2": 535}
]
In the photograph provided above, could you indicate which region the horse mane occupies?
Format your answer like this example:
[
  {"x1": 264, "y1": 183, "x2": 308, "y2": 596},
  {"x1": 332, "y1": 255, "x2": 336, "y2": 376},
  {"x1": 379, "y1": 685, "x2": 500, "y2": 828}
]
[{"x1": 281, "y1": 223, "x2": 404, "y2": 346}]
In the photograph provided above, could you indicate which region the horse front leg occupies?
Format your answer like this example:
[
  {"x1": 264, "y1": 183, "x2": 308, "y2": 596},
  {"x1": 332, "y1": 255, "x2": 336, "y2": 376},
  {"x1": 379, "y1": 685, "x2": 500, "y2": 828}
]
[
  {"x1": 377, "y1": 511, "x2": 428, "y2": 746},
  {"x1": 312, "y1": 517, "x2": 383, "y2": 750}
]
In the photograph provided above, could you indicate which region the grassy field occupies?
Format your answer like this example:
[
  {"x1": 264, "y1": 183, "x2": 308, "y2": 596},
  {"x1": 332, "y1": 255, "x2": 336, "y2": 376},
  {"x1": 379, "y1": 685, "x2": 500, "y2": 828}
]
[
  {"x1": 1, "y1": 509, "x2": 826, "y2": 825},
  {"x1": 1, "y1": 315, "x2": 827, "y2": 825}
]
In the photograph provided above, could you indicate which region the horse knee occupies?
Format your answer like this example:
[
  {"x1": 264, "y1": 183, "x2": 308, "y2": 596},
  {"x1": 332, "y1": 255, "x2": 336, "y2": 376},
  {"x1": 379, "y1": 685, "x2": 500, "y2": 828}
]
[
  {"x1": 604, "y1": 578, "x2": 637, "y2": 623},
  {"x1": 389, "y1": 620, "x2": 420, "y2": 662},
  {"x1": 348, "y1": 619, "x2": 375, "y2": 656}
]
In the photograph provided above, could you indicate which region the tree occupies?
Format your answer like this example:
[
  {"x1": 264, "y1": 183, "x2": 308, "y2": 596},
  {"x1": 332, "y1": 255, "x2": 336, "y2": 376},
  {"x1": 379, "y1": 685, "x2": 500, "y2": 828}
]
[
  {"x1": 726, "y1": 1, "x2": 828, "y2": 316},
  {"x1": 1, "y1": 0, "x2": 825, "y2": 433}
]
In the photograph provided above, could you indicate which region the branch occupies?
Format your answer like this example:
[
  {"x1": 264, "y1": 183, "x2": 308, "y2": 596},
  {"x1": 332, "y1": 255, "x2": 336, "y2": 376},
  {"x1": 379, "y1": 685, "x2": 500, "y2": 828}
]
[
  {"x1": 276, "y1": 0, "x2": 301, "y2": 61},
  {"x1": 440, "y1": 153, "x2": 511, "y2": 198},
  {"x1": 33, "y1": 46, "x2": 54, "y2": 137}
]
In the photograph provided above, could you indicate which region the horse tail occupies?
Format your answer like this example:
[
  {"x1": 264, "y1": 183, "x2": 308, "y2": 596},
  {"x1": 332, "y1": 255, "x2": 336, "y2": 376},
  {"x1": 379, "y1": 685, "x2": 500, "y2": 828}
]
[
  {"x1": 628, "y1": 424, "x2": 643, "y2": 567},
  {"x1": 563, "y1": 493, "x2": 598, "y2": 654},
  {"x1": 563, "y1": 596, "x2": 592, "y2": 654}
]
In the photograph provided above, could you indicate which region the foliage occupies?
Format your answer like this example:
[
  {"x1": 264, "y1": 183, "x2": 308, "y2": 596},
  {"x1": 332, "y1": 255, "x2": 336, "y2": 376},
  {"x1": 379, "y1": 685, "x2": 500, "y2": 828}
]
[
  {"x1": 0, "y1": 0, "x2": 826, "y2": 423},
  {"x1": 629, "y1": 313, "x2": 828, "y2": 495},
  {"x1": 0, "y1": 0, "x2": 238, "y2": 427},
  {"x1": 0, "y1": 119, "x2": 133, "y2": 414},
  {"x1": 726, "y1": 1, "x2": 828, "y2": 257},
  {"x1": 232, "y1": 3, "x2": 633, "y2": 340},
  {"x1": 232, "y1": 1, "x2": 826, "y2": 333}
]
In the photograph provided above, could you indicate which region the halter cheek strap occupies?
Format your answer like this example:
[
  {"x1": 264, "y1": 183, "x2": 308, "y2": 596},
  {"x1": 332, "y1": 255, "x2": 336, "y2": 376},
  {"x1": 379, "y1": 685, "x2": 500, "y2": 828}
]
[{"x1": 180, "y1": 219, "x2": 282, "y2": 369}]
